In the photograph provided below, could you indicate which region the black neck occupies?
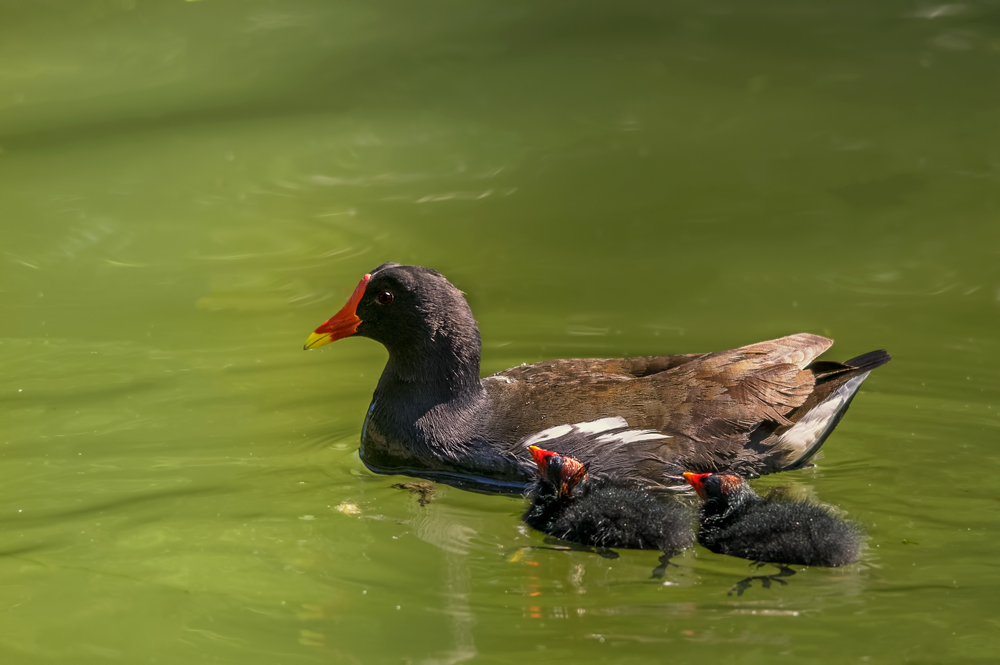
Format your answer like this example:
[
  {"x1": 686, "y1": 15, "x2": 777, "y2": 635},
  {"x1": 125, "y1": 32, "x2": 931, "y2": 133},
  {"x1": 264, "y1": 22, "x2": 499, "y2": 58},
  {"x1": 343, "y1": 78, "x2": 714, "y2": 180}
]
[
  {"x1": 366, "y1": 324, "x2": 490, "y2": 469},
  {"x1": 378, "y1": 336, "x2": 483, "y2": 402}
]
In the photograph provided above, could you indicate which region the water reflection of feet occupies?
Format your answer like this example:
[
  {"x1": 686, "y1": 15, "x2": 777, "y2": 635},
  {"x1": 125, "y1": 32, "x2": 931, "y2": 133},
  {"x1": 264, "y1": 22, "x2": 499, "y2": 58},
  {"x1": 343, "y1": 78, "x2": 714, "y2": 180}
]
[
  {"x1": 508, "y1": 541, "x2": 618, "y2": 562},
  {"x1": 651, "y1": 552, "x2": 681, "y2": 579},
  {"x1": 390, "y1": 481, "x2": 436, "y2": 506},
  {"x1": 509, "y1": 542, "x2": 681, "y2": 579},
  {"x1": 729, "y1": 564, "x2": 796, "y2": 596}
]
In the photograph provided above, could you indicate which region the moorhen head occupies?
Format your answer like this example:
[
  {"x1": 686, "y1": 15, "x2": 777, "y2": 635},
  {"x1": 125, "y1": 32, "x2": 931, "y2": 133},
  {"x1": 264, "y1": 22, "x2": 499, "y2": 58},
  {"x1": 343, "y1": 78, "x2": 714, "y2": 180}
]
[
  {"x1": 683, "y1": 472, "x2": 863, "y2": 567},
  {"x1": 527, "y1": 444, "x2": 588, "y2": 499},
  {"x1": 305, "y1": 263, "x2": 890, "y2": 493},
  {"x1": 305, "y1": 264, "x2": 482, "y2": 393}
]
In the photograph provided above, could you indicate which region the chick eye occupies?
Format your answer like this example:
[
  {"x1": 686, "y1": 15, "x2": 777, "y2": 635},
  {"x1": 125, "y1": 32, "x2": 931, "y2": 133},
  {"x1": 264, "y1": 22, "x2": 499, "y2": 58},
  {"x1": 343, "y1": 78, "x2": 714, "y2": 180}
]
[{"x1": 376, "y1": 290, "x2": 394, "y2": 305}]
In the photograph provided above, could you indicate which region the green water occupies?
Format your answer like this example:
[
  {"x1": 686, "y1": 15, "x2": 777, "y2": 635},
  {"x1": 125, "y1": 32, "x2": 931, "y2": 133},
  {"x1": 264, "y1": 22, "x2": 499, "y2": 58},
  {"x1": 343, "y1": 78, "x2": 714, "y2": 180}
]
[{"x1": 2, "y1": 1, "x2": 999, "y2": 662}]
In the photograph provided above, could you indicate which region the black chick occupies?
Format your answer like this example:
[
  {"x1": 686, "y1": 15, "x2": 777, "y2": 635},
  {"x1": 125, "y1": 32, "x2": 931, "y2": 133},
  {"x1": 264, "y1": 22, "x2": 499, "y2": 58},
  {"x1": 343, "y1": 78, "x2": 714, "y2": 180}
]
[
  {"x1": 683, "y1": 472, "x2": 862, "y2": 567},
  {"x1": 523, "y1": 446, "x2": 695, "y2": 559}
]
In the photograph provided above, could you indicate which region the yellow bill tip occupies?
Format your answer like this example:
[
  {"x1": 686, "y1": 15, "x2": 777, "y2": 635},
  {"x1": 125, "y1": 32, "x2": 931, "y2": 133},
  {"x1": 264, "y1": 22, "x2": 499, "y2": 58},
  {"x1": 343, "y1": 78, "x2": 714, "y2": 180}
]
[{"x1": 304, "y1": 331, "x2": 333, "y2": 350}]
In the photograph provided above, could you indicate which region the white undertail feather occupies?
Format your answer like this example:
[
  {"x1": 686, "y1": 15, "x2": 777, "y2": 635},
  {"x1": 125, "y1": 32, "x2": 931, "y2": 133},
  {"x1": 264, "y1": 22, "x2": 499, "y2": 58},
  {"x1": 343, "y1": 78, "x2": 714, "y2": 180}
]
[{"x1": 773, "y1": 372, "x2": 870, "y2": 467}]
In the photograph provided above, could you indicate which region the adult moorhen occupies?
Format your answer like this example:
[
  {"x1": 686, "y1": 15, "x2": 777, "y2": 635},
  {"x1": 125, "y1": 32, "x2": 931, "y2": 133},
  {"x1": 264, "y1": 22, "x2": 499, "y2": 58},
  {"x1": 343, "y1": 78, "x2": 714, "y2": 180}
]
[
  {"x1": 304, "y1": 263, "x2": 890, "y2": 492},
  {"x1": 523, "y1": 434, "x2": 694, "y2": 556},
  {"x1": 683, "y1": 472, "x2": 863, "y2": 567}
]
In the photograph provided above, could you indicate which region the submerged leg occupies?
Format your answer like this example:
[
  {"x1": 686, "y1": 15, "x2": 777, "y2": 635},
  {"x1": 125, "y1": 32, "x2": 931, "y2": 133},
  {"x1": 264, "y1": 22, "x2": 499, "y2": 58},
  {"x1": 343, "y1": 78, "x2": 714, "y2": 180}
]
[
  {"x1": 729, "y1": 564, "x2": 797, "y2": 596},
  {"x1": 508, "y1": 541, "x2": 619, "y2": 562},
  {"x1": 651, "y1": 551, "x2": 681, "y2": 579}
]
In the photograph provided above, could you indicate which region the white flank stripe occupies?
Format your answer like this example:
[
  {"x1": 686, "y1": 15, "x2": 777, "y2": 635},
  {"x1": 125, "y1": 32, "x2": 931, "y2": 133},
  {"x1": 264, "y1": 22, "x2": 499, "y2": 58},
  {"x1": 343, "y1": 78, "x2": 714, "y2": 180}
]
[
  {"x1": 596, "y1": 430, "x2": 670, "y2": 445},
  {"x1": 521, "y1": 424, "x2": 573, "y2": 447},
  {"x1": 618, "y1": 430, "x2": 671, "y2": 443},
  {"x1": 573, "y1": 416, "x2": 629, "y2": 434}
]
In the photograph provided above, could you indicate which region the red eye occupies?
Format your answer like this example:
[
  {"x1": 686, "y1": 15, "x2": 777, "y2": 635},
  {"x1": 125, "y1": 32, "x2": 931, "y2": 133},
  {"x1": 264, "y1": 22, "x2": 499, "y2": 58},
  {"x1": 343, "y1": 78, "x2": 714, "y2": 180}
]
[{"x1": 376, "y1": 290, "x2": 394, "y2": 305}]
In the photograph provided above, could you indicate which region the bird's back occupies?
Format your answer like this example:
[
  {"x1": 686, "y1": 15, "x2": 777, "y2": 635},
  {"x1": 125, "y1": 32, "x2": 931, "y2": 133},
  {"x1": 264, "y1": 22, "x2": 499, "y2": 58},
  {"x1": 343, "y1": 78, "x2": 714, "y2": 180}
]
[
  {"x1": 489, "y1": 334, "x2": 890, "y2": 487},
  {"x1": 700, "y1": 499, "x2": 862, "y2": 567}
]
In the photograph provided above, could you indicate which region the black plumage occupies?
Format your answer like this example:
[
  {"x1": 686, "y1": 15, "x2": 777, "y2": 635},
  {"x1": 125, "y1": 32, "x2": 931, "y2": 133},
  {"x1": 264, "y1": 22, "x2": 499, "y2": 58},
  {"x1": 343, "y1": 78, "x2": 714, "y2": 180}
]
[
  {"x1": 523, "y1": 445, "x2": 694, "y2": 554},
  {"x1": 305, "y1": 263, "x2": 891, "y2": 492},
  {"x1": 684, "y1": 472, "x2": 862, "y2": 567}
]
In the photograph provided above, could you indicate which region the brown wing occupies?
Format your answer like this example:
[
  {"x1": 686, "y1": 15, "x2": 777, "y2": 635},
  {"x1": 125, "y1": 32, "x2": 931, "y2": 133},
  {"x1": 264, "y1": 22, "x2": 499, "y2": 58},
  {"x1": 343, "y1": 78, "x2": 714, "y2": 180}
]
[
  {"x1": 484, "y1": 333, "x2": 834, "y2": 445},
  {"x1": 655, "y1": 333, "x2": 833, "y2": 441},
  {"x1": 494, "y1": 353, "x2": 707, "y2": 381}
]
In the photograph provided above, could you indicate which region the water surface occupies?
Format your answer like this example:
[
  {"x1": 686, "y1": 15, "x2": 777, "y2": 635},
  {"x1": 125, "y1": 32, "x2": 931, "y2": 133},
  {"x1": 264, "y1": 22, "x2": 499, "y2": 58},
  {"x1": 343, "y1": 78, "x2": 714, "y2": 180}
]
[{"x1": 2, "y1": 1, "x2": 999, "y2": 662}]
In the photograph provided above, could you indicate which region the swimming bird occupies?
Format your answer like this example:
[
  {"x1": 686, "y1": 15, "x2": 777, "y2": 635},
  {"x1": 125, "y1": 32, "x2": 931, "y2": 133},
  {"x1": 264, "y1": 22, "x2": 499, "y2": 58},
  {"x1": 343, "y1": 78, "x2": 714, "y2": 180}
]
[
  {"x1": 522, "y1": 436, "x2": 694, "y2": 576},
  {"x1": 304, "y1": 263, "x2": 890, "y2": 492},
  {"x1": 683, "y1": 471, "x2": 863, "y2": 567},
  {"x1": 523, "y1": 438, "x2": 694, "y2": 556}
]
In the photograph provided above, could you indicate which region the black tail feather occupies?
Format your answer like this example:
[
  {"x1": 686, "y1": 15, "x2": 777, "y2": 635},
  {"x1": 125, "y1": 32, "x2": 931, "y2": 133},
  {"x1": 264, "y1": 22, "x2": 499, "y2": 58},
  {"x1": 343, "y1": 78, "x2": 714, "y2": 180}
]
[
  {"x1": 844, "y1": 349, "x2": 892, "y2": 372},
  {"x1": 756, "y1": 348, "x2": 890, "y2": 471}
]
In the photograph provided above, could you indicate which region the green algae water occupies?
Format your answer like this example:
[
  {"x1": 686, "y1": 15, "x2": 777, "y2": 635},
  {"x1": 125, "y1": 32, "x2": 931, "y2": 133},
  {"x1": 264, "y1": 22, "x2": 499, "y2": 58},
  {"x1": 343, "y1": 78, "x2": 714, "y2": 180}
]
[{"x1": 2, "y1": 1, "x2": 999, "y2": 662}]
